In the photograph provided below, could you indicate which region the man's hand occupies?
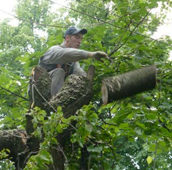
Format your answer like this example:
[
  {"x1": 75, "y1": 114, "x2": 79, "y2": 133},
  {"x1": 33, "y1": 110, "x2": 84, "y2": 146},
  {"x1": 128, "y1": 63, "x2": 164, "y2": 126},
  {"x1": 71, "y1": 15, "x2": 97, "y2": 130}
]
[{"x1": 88, "y1": 51, "x2": 108, "y2": 61}]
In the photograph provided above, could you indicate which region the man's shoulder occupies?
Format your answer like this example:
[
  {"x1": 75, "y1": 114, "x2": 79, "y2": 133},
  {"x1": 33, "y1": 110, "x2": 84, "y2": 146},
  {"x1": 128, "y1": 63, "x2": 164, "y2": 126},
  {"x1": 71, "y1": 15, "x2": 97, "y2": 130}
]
[
  {"x1": 46, "y1": 45, "x2": 63, "y2": 53},
  {"x1": 49, "y1": 45, "x2": 62, "y2": 50}
]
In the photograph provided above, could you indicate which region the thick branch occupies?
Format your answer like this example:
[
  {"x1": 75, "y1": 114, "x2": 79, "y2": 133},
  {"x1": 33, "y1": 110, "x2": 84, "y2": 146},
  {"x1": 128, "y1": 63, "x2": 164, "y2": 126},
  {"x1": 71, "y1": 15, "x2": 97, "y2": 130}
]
[
  {"x1": 46, "y1": 74, "x2": 93, "y2": 118},
  {"x1": 102, "y1": 65, "x2": 157, "y2": 104},
  {"x1": 0, "y1": 130, "x2": 27, "y2": 162}
]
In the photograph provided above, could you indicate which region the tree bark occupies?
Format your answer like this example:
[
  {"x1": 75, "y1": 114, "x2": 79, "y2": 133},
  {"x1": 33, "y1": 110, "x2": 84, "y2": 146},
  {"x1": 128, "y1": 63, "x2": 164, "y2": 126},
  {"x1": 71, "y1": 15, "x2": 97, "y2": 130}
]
[
  {"x1": 26, "y1": 66, "x2": 94, "y2": 170},
  {"x1": 0, "y1": 130, "x2": 28, "y2": 168},
  {"x1": 45, "y1": 74, "x2": 93, "y2": 170},
  {"x1": 28, "y1": 66, "x2": 51, "y2": 110},
  {"x1": 101, "y1": 65, "x2": 157, "y2": 104},
  {"x1": 0, "y1": 66, "x2": 94, "y2": 169},
  {"x1": 46, "y1": 74, "x2": 93, "y2": 117}
]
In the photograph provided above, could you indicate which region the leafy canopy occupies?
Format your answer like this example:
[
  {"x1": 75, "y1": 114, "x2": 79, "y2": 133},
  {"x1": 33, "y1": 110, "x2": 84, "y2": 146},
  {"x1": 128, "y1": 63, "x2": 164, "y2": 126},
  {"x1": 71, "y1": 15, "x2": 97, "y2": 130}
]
[{"x1": 0, "y1": 0, "x2": 172, "y2": 169}]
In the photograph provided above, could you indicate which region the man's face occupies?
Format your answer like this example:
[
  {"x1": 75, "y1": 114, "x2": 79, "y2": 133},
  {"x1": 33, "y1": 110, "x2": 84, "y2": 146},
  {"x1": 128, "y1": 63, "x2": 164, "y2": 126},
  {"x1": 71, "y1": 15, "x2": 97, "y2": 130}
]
[{"x1": 66, "y1": 33, "x2": 83, "y2": 48}]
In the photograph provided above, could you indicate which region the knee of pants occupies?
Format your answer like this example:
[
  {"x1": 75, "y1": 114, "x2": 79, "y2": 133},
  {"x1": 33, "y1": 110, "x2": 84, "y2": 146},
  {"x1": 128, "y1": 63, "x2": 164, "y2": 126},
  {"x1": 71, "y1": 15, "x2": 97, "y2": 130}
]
[{"x1": 49, "y1": 68, "x2": 65, "y2": 79}]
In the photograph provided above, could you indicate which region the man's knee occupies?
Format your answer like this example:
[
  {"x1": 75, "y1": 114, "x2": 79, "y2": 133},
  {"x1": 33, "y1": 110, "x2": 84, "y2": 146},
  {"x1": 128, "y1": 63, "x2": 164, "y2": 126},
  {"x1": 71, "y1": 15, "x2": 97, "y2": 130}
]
[
  {"x1": 49, "y1": 68, "x2": 66, "y2": 96},
  {"x1": 49, "y1": 68, "x2": 65, "y2": 78}
]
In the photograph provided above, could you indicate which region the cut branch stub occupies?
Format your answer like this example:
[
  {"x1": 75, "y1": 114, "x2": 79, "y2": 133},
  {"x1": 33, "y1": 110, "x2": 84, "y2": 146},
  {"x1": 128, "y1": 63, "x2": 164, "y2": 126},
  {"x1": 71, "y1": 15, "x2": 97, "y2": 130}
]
[
  {"x1": 102, "y1": 65, "x2": 157, "y2": 104},
  {"x1": 28, "y1": 66, "x2": 51, "y2": 109}
]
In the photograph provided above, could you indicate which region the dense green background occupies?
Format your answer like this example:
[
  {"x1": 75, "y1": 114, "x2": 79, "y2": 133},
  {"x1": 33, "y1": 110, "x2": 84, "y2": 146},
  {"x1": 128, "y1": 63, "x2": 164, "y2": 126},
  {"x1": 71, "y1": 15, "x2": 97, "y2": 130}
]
[{"x1": 0, "y1": 0, "x2": 172, "y2": 169}]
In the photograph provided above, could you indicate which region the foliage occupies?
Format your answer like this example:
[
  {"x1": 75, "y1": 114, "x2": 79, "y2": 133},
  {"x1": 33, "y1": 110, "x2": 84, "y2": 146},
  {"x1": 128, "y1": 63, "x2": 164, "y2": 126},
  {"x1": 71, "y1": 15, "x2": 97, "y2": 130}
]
[
  {"x1": 0, "y1": 149, "x2": 15, "y2": 169},
  {"x1": 0, "y1": 0, "x2": 172, "y2": 169}
]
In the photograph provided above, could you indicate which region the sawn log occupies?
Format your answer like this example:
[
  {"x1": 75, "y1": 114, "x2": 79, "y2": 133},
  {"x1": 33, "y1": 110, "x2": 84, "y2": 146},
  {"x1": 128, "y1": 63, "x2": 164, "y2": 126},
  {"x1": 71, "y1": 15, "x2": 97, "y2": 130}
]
[{"x1": 101, "y1": 65, "x2": 157, "y2": 104}]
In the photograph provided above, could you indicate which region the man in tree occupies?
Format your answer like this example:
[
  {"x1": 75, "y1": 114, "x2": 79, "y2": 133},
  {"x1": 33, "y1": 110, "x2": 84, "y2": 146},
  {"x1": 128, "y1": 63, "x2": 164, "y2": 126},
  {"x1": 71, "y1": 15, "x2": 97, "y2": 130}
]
[{"x1": 39, "y1": 26, "x2": 108, "y2": 96}]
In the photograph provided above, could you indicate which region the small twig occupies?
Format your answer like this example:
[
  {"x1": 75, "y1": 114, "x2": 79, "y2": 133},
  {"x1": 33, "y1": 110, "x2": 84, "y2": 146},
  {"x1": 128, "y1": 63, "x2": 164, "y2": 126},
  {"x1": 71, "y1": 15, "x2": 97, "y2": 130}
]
[
  {"x1": 98, "y1": 116, "x2": 117, "y2": 126},
  {"x1": 158, "y1": 118, "x2": 171, "y2": 132},
  {"x1": 0, "y1": 85, "x2": 29, "y2": 101},
  {"x1": 17, "y1": 147, "x2": 30, "y2": 170},
  {"x1": 153, "y1": 140, "x2": 158, "y2": 170},
  {"x1": 69, "y1": 123, "x2": 78, "y2": 131},
  {"x1": 109, "y1": 10, "x2": 151, "y2": 57},
  {"x1": 23, "y1": 151, "x2": 39, "y2": 167},
  {"x1": 68, "y1": 142, "x2": 76, "y2": 163},
  {"x1": 52, "y1": 145, "x2": 69, "y2": 168}
]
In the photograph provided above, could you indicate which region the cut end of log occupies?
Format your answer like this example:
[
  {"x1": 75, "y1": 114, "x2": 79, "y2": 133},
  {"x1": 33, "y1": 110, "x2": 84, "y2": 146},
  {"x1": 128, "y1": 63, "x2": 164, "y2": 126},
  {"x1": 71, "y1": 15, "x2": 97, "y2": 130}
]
[
  {"x1": 86, "y1": 65, "x2": 95, "y2": 82},
  {"x1": 101, "y1": 80, "x2": 108, "y2": 105}
]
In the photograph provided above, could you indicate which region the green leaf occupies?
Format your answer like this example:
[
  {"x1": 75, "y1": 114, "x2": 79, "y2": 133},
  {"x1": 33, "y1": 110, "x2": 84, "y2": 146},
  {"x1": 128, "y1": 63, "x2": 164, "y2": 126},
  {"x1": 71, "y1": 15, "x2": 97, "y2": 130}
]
[
  {"x1": 148, "y1": 143, "x2": 156, "y2": 152},
  {"x1": 147, "y1": 156, "x2": 153, "y2": 165},
  {"x1": 119, "y1": 123, "x2": 129, "y2": 129},
  {"x1": 146, "y1": 113, "x2": 157, "y2": 120},
  {"x1": 39, "y1": 150, "x2": 52, "y2": 163},
  {"x1": 136, "y1": 122, "x2": 146, "y2": 130},
  {"x1": 85, "y1": 123, "x2": 93, "y2": 133},
  {"x1": 87, "y1": 146, "x2": 103, "y2": 153}
]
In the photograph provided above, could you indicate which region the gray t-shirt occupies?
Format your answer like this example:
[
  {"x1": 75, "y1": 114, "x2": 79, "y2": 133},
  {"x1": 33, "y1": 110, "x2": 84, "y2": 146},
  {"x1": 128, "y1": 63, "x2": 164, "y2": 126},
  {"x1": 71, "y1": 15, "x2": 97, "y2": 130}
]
[{"x1": 39, "y1": 43, "x2": 89, "y2": 76}]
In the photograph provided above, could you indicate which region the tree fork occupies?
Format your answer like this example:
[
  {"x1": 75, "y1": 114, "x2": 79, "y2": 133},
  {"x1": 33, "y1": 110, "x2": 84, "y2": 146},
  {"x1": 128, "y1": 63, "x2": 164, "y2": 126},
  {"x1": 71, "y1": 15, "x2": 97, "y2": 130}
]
[{"x1": 101, "y1": 65, "x2": 157, "y2": 104}]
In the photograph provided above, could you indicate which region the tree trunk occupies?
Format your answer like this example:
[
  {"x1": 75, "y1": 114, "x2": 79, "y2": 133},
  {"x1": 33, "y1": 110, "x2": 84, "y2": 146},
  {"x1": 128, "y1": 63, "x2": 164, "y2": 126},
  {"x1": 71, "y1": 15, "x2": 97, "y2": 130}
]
[
  {"x1": 101, "y1": 65, "x2": 157, "y2": 104},
  {"x1": 26, "y1": 66, "x2": 94, "y2": 170},
  {"x1": 45, "y1": 74, "x2": 93, "y2": 170}
]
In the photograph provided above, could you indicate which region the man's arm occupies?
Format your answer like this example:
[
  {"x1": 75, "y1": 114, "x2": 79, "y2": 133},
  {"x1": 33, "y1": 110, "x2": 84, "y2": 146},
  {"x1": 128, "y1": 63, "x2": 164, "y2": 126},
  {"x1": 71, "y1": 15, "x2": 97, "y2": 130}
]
[
  {"x1": 40, "y1": 45, "x2": 108, "y2": 66},
  {"x1": 41, "y1": 45, "x2": 89, "y2": 65}
]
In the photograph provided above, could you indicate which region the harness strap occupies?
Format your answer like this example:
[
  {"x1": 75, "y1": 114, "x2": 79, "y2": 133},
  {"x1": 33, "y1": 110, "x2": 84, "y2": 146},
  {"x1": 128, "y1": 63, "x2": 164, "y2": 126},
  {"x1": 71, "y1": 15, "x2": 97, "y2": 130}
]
[{"x1": 56, "y1": 64, "x2": 69, "y2": 74}]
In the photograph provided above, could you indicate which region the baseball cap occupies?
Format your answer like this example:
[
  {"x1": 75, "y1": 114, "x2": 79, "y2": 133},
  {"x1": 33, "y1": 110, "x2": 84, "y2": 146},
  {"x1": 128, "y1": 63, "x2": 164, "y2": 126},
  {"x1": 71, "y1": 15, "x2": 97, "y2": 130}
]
[{"x1": 63, "y1": 26, "x2": 87, "y2": 38}]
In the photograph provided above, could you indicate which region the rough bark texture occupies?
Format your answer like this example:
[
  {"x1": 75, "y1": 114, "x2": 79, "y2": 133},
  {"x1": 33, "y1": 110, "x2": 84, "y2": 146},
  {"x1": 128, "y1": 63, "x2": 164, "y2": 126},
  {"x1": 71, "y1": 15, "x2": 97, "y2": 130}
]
[
  {"x1": 28, "y1": 66, "x2": 51, "y2": 110},
  {"x1": 26, "y1": 66, "x2": 93, "y2": 170},
  {"x1": 44, "y1": 74, "x2": 93, "y2": 170},
  {"x1": 26, "y1": 66, "x2": 52, "y2": 138},
  {"x1": 101, "y1": 65, "x2": 157, "y2": 104},
  {"x1": 0, "y1": 130, "x2": 28, "y2": 168},
  {"x1": 46, "y1": 74, "x2": 93, "y2": 117}
]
